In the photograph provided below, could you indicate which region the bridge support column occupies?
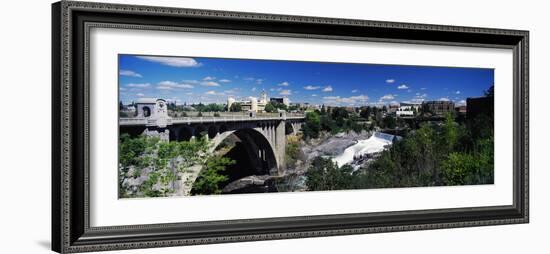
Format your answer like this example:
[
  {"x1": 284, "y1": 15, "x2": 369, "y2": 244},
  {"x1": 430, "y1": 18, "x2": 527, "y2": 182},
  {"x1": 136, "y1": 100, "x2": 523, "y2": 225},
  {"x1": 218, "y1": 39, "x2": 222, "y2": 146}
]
[{"x1": 274, "y1": 120, "x2": 286, "y2": 175}]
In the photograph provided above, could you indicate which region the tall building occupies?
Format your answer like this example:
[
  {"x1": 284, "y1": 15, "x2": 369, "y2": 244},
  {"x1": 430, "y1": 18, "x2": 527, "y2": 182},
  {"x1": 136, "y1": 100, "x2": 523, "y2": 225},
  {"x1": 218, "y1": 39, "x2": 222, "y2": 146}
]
[
  {"x1": 467, "y1": 96, "x2": 493, "y2": 120},
  {"x1": 422, "y1": 100, "x2": 455, "y2": 116},
  {"x1": 388, "y1": 104, "x2": 399, "y2": 113},
  {"x1": 227, "y1": 91, "x2": 269, "y2": 112},
  {"x1": 227, "y1": 97, "x2": 236, "y2": 111},
  {"x1": 260, "y1": 90, "x2": 268, "y2": 104},
  {"x1": 270, "y1": 97, "x2": 290, "y2": 107}
]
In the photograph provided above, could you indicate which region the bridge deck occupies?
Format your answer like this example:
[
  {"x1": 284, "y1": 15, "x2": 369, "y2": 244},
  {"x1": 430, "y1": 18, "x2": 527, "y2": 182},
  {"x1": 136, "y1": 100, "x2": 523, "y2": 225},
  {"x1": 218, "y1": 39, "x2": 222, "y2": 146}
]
[{"x1": 119, "y1": 115, "x2": 305, "y2": 126}]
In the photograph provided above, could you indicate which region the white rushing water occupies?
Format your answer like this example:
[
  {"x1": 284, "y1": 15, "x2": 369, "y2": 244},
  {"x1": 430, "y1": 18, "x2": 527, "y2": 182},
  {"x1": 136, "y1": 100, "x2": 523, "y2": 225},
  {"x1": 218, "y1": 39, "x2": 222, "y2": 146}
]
[{"x1": 332, "y1": 133, "x2": 392, "y2": 167}]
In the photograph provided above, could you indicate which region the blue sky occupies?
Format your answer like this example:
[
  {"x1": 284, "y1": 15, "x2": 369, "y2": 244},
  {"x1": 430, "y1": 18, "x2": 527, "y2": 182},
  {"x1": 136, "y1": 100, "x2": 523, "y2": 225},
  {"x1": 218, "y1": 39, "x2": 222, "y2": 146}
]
[{"x1": 118, "y1": 54, "x2": 494, "y2": 106}]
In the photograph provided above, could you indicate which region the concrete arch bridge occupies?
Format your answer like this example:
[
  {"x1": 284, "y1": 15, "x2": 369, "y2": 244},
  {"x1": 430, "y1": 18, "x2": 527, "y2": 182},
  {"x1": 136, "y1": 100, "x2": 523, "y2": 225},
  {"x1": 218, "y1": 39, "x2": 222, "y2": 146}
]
[{"x1": 120, "y1": 112, "x2": 305, "y2": 176}]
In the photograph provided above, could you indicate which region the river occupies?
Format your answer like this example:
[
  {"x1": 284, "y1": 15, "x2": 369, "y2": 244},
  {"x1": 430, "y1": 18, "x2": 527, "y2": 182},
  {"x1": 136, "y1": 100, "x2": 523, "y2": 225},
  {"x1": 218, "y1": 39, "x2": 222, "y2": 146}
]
[
  {"x1": 222, "y1": 131, "x2": 398, "y2": 194},
  {"x1": 332, "y1": 132, "x2": 397, "y2": 167}
]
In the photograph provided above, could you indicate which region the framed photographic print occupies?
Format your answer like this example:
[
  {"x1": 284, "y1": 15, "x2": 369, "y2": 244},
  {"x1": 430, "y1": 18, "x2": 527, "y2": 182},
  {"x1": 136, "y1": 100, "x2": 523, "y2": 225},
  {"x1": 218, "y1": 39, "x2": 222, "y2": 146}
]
[{"x1": 52, "y1": 1, "x2": 529, "y2": 253}]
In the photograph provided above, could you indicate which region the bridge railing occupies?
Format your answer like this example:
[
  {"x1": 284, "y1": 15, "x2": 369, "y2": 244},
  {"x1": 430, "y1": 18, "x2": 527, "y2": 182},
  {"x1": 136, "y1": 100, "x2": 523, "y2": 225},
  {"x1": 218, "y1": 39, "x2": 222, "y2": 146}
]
[
  {"x1": 119, "y1": 118, "x2": 148, "y2": 125},
  {"x1": 170, "y1": 112, "x2": 305, "y2": 118},
  {"x1": 120, "y1": 112, "x2": 305, "y2": 126}
]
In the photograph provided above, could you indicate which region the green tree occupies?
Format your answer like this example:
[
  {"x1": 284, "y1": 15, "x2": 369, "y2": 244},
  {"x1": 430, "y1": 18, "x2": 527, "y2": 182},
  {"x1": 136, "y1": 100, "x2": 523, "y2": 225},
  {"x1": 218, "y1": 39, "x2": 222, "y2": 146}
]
[
  {"x1": 441, "y1": 152, "x2": 477, "y2": 185},
  {"x1": 191, "y1": 155, "x2": 235, "y2": 195},
  {"x1": 118, "y1": 135, "x2": 211, "y2": 198},
  {"x1": 302, "y1": 111, "x2": 321, "y2": 139},
  {"x1": 441, "y1": 112, "x2": 458, "y2": 153},
  {"x1": 360, "y1": 106, "x2": 371, "y2": 119},
  {"x1": 264, "y1": 102, "x2": 276, "y2": 113},
  {"x1": 320, "y1": 104, "x2": 326, "y2": 115},
  {"x1": 305, "y1": 157, "x2": 354, "y2": 191},
  {"x1": 382, "y1": 116, "x2": 396, "y2": 129},
  {"x1": 285, "y1": 136, "x2": 301, "y2": 168},
  {"x1": 484, "y1": 85, "x2": 494, "y2": 97},
  {"x1": 119, "y1": 133, "x2": 153, "y2": 168},
  {"x1": 229, "y1": 102, "x2": 242, "y2": 112}
]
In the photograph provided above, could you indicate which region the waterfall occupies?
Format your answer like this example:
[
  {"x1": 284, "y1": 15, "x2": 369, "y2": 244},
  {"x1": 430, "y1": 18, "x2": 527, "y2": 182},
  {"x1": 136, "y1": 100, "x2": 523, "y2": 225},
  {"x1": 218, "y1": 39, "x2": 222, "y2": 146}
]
[{"x1": 332, "y1": 132, "x2": 395, "y2": 167}]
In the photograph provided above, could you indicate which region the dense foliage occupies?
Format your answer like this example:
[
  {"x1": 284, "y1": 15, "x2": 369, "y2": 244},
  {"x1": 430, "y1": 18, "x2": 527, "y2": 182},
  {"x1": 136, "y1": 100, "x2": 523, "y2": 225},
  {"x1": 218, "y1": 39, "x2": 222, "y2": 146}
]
[
  {"x1": 229, "y1": 102, "x2": 242, "y2": 112},
  {"x1": 264, "y1": 101, "x2": 288, "y2": 112},
  {"x1": 119, "y1": 134, "x2": 216, "y2": 198},
  {"x1": 191, "y1": 155, "x2": 235, "y2": 195},
  {"x1": 306, "y1": 157, "x2": 355, "y2": 191},
  {"x1": 285, "y1": 135, "x2": 301, "y2": 168},
  {"x1": 304, "y1": 112, "x2": 494, "y2": 191},
  {"x1": 193, "y1": 103, "x2": 225, "y2": 112},
  {"x1": 302, "y1": 111, "x2": 321, "y2": 139}
]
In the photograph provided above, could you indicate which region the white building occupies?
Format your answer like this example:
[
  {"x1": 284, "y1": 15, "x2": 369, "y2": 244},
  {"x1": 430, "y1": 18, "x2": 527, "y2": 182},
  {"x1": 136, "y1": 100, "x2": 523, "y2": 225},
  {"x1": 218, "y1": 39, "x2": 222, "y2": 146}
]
[
  {"x1": 396, "y1": 102, "x2": 420, "y2": 117},
  {"x1": 227, "y1": 90, "x2": 271, "y2": 112}
]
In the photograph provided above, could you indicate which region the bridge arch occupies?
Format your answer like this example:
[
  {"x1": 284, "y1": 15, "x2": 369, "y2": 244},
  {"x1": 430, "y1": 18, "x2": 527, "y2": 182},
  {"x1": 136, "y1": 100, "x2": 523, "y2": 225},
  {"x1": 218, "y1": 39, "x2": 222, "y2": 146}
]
[
  {"x1": 285, "y1": 122, "x2": 295, "y2": 135},
  {"x1": 207, "y1": 125, "x2": 219, "y2": 139},
  {"x1": 219, "y1": 124, "x2": 228, "y2": 134},
  {"x1": 212, "y1": 128, "x2": 278, "y2": 176},
  {"x1": 177, "y1": 126, "x2": 193, "y2": 141},
  {"x1": 194, "y1": 125, "x2": 207, "y2": 138}
]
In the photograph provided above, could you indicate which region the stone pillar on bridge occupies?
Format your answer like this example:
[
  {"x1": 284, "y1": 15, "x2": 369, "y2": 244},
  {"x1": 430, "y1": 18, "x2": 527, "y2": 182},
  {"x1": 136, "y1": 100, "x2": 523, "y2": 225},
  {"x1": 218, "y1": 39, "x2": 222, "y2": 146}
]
[{"x1": 274, "y1": 120, "x2": 286, "y2": 175}]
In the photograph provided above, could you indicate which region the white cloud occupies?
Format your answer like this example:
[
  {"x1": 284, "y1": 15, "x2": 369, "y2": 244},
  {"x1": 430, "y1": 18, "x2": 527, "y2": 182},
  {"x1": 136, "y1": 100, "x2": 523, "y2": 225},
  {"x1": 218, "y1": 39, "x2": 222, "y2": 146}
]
[
  {"x1": 439, "y1": 97, "x2": 450, "y2": 101},
  {"x1": 379, "y1": 94, "x2": 395, "y2": 101},
  {"x1": 322, "y1": 86, "x2": 333, "y2": 92},
  {"x1": 156, "y1": 86, "x2": 173, "y2": 90},
  {"x1": 224, "y1": 90, "x2": 237, "y2": 94},
  {"x1": 205, "y1": 90, "x2": 217, "y2": 95},
  {"x1": 136, "y1": 56, "x2": 201, "y2": 67},
  {"x1": 323, "y1": 95, "x2": 369, "y2": 106},
  {"x1": 397, "y1": 84, "x2": 409, "y2": 89},
  {"x1": 243, "y1": 77, "x2": 264, "y2": 84},
  {"x1": 457, "y1": 99, "x2": 467, "y2": 106},
  {"x1": 351, "y1": 89, "x2": 358, "y2": 93},
  {"x1": 279, "y1": 90, "x2": 292, "y2": 96},
  {"x1": 136, "y1": 93, "x2": 145, "y2": 97},
  {"x1": 405, "y1": 93, "x2": 428, "y2": 104},
  {"x1": 278, "y1": 81, "x2": 290, "y2": 87},
  {"x1": 311, "y1": 94, "x2": 318, "y2": 97},
  {"x1": 455, "y1": 90, "x2": 461, "y2": 94},
  {"x1": 157, "y1": 81, "x2": 194, "y2": 89},
  {"x1": 201, "y1": 81, "x2": 220, "y2": 87},
  {"x1": 203, "y1": 76, "x2": 216, "y2": 81},
  {"x1": 166, "y1": 97, "x2": 181, "y2": 103},
  {"x1": 182, "y1": 79, "x2": 200, "y2": 84},
  {"x1": 386, "y1": 79, "x2": 395, "y2": 84},
  {"x1": 219, "y1": 79, "x2": 231, "y2": 83},
  {"x1": 251, "y1": 87, "x2": 257, "y2": 92},
  {"x1": 126, "y1": 83, "x2": 150, "y2": 88},
  {"x1": 120, "y1": 70, "x2": 142, "y2": 78},
  {"x1": 303, "y1": 85, "x2": 321, "y2": 90},
  {"x1": 421, "y1": 87, "x2": 427, "y2": 90},
  {"x1": 119, "y1": 87, "x2": 127, "y2": 91}
]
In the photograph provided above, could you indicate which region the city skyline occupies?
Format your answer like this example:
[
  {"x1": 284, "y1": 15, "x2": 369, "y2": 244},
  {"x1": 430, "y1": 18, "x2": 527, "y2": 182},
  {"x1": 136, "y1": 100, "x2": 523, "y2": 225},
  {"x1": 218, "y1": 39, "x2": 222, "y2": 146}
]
[{"x1": 119, "y1": 54, "x2": 494, "y2": 106}]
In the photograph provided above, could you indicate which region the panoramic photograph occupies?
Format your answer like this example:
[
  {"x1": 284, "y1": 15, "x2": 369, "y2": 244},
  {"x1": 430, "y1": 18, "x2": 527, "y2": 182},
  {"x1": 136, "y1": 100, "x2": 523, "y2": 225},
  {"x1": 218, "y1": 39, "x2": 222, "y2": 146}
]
[{"x1": 118, "y1": 54, "x2": 494, "y2": 198}]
